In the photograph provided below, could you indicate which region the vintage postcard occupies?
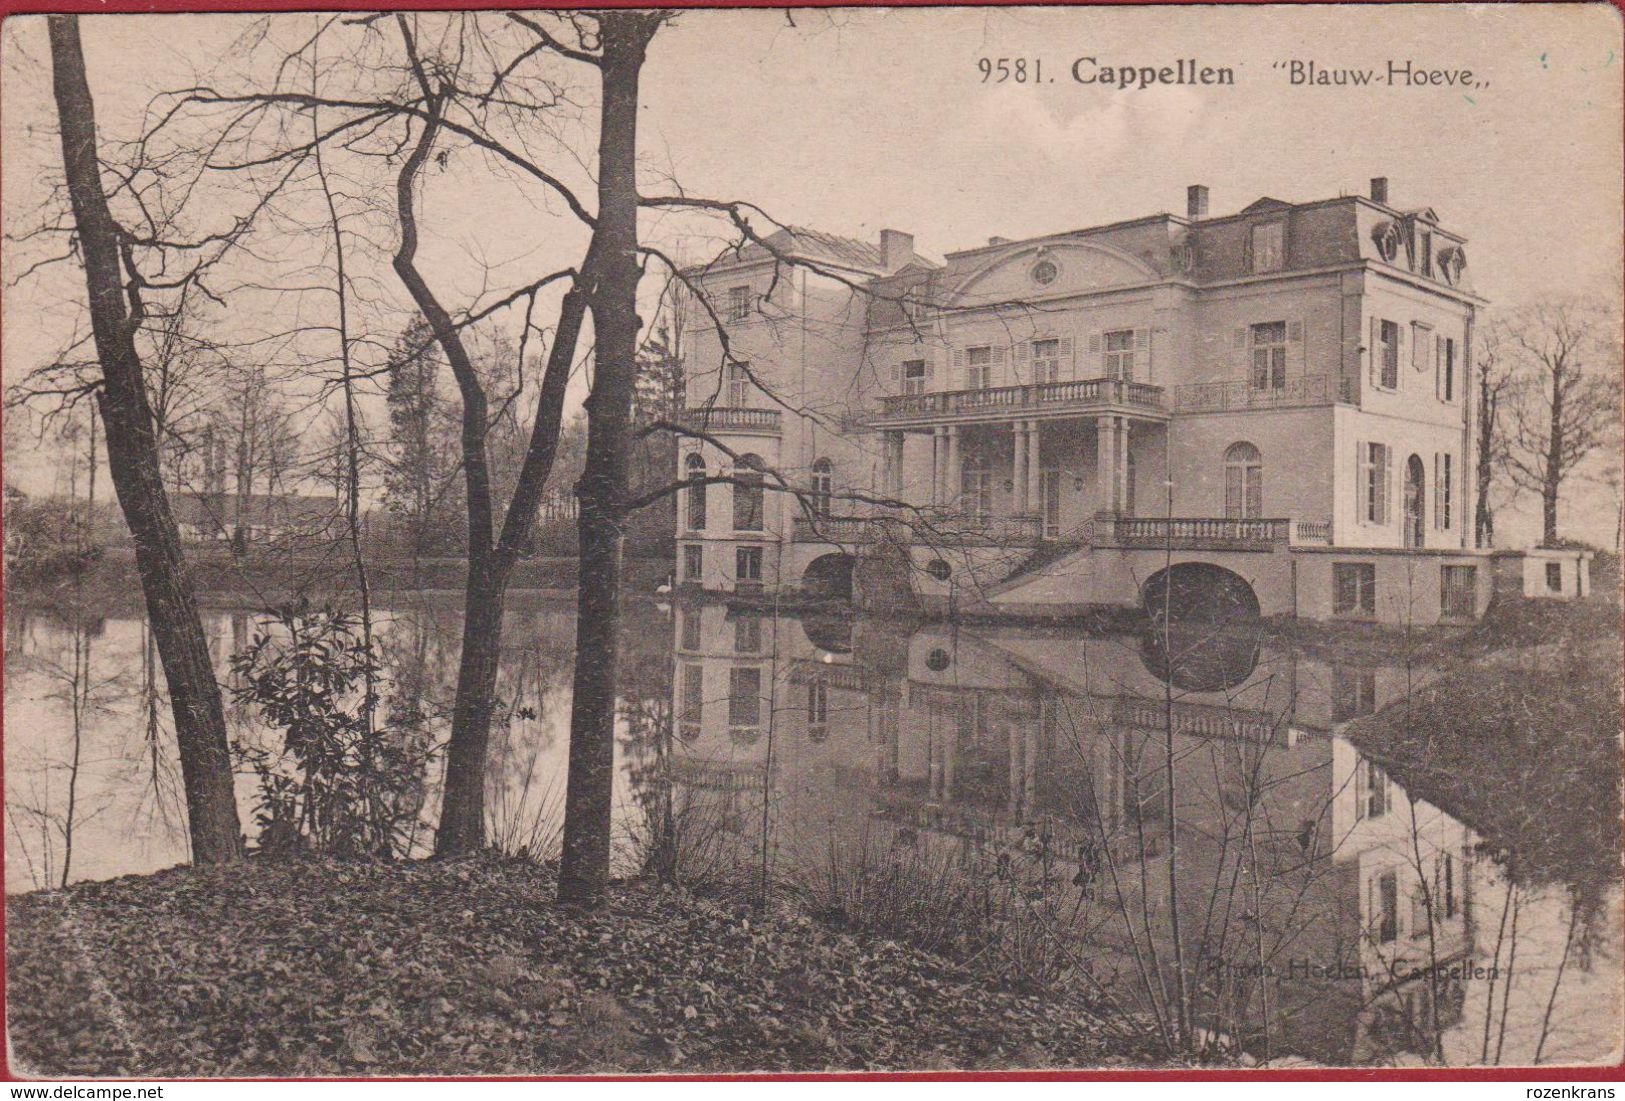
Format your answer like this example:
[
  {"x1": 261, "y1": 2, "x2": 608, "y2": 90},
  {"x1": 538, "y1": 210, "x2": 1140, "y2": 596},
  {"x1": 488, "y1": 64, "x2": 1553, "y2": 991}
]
[{"x1": 2, "y1": 2, "x2": 1621, "y2": 1081}]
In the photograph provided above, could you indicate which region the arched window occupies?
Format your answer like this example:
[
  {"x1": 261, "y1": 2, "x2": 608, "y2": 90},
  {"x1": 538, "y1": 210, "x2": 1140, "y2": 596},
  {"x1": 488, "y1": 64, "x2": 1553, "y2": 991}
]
[
  {"x1": 732, "y1": 453, "x2": 765, "y2": 532},
  {"x1": 1223, "y1": 442, "x2": 1263, "y2": 520},
  {"x1": 810, "y1": 457, "x2": 834, "y2": 518},
  {"x1": 685, "y1": 452, "x2": 707, "y2": 531}
]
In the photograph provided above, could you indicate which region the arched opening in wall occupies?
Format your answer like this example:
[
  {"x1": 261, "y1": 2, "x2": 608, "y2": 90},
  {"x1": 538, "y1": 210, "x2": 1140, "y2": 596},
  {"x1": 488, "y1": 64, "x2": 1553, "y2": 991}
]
[
  {"x1": 801, "y1": 614, "x2": 853, "y2": 655},
  {"x1": 1404, "y1": 454, "x2": 1426, "y2": 548},
  {"x1": 1142, "y1": 562, "x2": 1261, "y2": 626},
  {"x1": 810, "y1": 458, "x2": 833, "y2": 519},
  {"x1": 1140, "y1": 563, "x2": 1263, "y2": 693},
  {"x1": 1223, "y1": 442, "x2": 1263, "y2": 520},
  {"x1": 801, "y1": 552, "x2": 855, "y2": 602}
]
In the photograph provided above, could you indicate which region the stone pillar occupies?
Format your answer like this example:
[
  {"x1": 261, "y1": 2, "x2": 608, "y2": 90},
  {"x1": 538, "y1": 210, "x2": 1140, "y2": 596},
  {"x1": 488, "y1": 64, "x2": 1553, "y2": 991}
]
[
  {"x1": 891, "y1": 432, "x2": 906, "y2": 496},
  {"x1": 936, "y1": 428, "x2": 949, "y2": 506},
  {"x1": 1118, "y1": 418, "x2": 1132, "y2": 516},
  {"x1": 1012, "y1": 421, "x2": 1028, "y2": 515},
  {"x1": 1097, "y1": 414, "x2": 1119, "y2": 514},
  {"x1": 944, "y1": 425, "x2": 961, "y2": 510},
  {"x1": 1025, "y1": 419, "x2": 1043, "y2": 514}
]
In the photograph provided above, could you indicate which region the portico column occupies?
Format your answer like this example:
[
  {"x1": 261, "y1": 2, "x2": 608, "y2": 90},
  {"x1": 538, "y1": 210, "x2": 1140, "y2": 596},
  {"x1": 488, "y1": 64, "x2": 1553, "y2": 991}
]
[
  {"x1": 1117, "y1": 418, "x2": 1132, "y2": 515},
  {"x1": 891, "y1": 432, "x2": 906, "y2": 496},
  {"x1": 1012, "y1": 421, "x2": 1028, "y2": 515},
  {"x1": 1025, "y1": 419, "x2": 1043, "y2": 514},
  {"x1": 944, "y1": 425, "x2": 961, "y2": 510},
  {"x1": 931, "y1": 427, "x2": 945, "y2": 505},
  {"x1": 1097, "y1": 414, "x2": 1121, "y2": 514}
]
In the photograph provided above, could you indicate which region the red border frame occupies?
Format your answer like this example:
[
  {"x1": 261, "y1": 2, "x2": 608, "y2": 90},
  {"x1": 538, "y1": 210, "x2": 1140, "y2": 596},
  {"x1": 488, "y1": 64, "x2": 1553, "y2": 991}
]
[{"x1": 2, "y1": 0, "x2": 1622, "y2": 1084}]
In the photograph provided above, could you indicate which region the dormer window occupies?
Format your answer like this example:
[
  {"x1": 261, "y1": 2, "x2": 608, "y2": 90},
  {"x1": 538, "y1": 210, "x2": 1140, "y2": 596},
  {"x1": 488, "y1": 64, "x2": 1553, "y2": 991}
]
[
  {"x1": 1373, "y1": 221, "x2": 1400, "y2": 263},
  {"x1": 1419, "y1": 231, "x2": 1434, "y2": 277},
  {"x1": 1250, "y1": 222, "x2": 1284, "y2": 273}
]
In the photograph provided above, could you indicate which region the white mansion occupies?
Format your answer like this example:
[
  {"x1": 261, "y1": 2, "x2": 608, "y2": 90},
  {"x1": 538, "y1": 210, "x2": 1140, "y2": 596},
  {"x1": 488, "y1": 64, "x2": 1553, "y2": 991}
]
[{"x1": 675, "y1": 179, "x2": 1590, "y2": 624}]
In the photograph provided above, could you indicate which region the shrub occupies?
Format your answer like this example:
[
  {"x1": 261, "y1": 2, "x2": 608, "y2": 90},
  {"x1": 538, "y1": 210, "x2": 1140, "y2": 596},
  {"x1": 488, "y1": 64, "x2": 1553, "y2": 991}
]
[{"x1": 229, "y1": 601, "x2": 432, "y2": 859}]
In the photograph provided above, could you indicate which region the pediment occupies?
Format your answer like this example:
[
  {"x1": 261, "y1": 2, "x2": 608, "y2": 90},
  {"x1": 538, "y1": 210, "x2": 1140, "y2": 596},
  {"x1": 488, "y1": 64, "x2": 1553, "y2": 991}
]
[
  {"x1": 945, "y1": 240, "x2": 1159, "y2": 305},
  {"x1": 1241, "y1": 197, "x2": 1292, "y2": 214}
]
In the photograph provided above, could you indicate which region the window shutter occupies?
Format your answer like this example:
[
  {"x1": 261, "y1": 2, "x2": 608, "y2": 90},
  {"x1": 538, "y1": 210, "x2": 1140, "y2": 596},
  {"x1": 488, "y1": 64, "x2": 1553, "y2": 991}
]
[
  {"x1": 1134, "y1": 328, "x2": 1149, "y2": 352},
  {"x1": 992, "y1": 345, "x2": 1007, "y2": 385},
  {"x1": 1435, "y1": 334, "x2": 1446, "y2": 399},
  {"x1": 952, "y1": 347, "x2": 964, "y2": 387},
  {"x1": 1369, "y1": 318, "x2": 1381, "y2": 384},
  {"x1": 1355, "y1": 440, "x2": 1366, "y2": 523},
  {"x1": 1232, "y1": 327, "x2": 1248, "y2": 350},
  {"x1": 1088, "y1": 331, "x2": 1102, "y2": 355},
  {"x1": 1433, "y1": 453, "x2": 1442, "y2": 528},
  {"x1": 1058, "y1": 337, "x2": 1075, "y2": 377},
  {"x1": 891, "y1": 361, "x2": 901, "y2": 384},
  {"x1": 1288, "y1": 319, "x2": 1306, "y2": 371},
  {"x1": 1355, "y1": 757, "x2": 1368, "y2": 819},
  {"x1": 1014, "y1": 341, "x2": 1029, "y2": 365},
  {"x1": 1382, "y1": 446, "x2": 1393, "y2": 526}
]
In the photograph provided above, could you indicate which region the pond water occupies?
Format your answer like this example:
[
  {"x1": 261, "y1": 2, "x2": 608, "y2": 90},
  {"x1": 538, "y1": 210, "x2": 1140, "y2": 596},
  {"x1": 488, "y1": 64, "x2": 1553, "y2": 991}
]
[{"x1": 4, "y1": 589, "x2": 1620, "y2": 1067}]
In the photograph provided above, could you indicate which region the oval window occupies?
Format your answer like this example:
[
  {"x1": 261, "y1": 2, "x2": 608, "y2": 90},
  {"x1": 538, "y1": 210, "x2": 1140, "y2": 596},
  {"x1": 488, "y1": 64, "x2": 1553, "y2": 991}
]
[
  {"x1": 926, "y1": 558, "x2": 952, "y2": 582},
  {"x1": 1031, "y1": 259, "x2": 1059, "y2": 286},
  {"x1": 925, "y1": 648, "x2": 951, "y2": 672}
]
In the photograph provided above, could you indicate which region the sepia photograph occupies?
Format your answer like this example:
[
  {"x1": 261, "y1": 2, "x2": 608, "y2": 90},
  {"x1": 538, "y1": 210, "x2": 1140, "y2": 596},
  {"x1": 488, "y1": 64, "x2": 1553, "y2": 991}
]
[{"x1": 1, "y1": 1, "x2": 1621, "y2": 1081}]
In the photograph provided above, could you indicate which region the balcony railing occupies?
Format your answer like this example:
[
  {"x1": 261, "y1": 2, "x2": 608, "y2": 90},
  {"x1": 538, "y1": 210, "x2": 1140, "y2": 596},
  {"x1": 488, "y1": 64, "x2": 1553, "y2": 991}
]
[
  {"x1": 1293, "y1": 519, "x2": 1334, "y2": 545},
  {"x1": 678, "y1": 406, "x2": 783, "y2": 435},
  {"x1": 1173, "y1": 373, "x2": 1357, "y2": 414},
  {"x1": 874, "y1": 377, "x2": 1166, "y2": 425},
  {"x1": 792, "y1": 515, "x2": 875, "y2": 543},
  {"x1": 792, "y1": 512, "x2": 1043, "y2": 547},
  {"x1": 1101, "y1": 516, "x2": 1290, "y2": 550}
]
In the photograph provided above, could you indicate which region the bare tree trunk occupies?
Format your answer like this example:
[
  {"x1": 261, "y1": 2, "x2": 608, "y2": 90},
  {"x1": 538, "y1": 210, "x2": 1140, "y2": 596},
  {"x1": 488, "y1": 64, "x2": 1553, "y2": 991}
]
[
  {"x1": 1475, "y1": 368, "x2": 1498, "y2": 548},
  {"x1": 46, "y1": 13, "x2": 242, "y2": 864},
  {"x1": 558, "y1": 14, "x2": 657, "y2": 904},
  {"x1": 390, "y1": 16, "x2": 585, "y2": 857}
]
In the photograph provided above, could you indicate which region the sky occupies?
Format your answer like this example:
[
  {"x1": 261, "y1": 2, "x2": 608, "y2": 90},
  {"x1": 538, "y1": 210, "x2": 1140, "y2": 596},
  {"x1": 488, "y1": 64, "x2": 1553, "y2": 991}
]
[{"x1": 2, "y1": 4, "x2": 1621, "y2": 546}]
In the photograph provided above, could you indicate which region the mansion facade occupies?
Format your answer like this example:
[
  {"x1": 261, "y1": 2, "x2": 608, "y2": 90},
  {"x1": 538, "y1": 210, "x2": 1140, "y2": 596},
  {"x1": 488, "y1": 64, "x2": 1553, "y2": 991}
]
[{"x1": 674, "y1": 179, "x2": 1590, "y2": 624}]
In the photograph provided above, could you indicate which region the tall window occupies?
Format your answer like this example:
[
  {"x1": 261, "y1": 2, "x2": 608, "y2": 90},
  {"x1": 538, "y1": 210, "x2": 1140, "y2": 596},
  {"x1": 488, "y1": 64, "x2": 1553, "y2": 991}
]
[
  {"x1": 1377, "y1": 320, "x2": 1400, "y2": 389},
  {"x1": 807, "y1": 679, "x2": 828, "y2": 726},
  {"x1": 685, "y1": 453, "x2": 707, "y2": 531},
  {"x1": 1440, "y1": 336, "x2": 1456, "y2": 401},
  {"x1": 1031, "y1": 338, "x2": 1062, "y2": 383},
  {"x1": 726, "y1": 285, "x2": 751, "y2": 322},
  {"x1": 1372, "y1": 871, "x2": 1399, "y2": 943},
  {"x1": 1438, "y1": 854, "x2": 1458, "y2": 919},
  {"x1": 1103, "y1": 330, "x2": 1135, "y2": 380},
  {"x1": 728, "y1": 666, "x2": 762, "y2": 727},
  {"x1": 1434, "y1": 452, "x2": 1453, "y2": 530},
  {"x1": 1358, "y1": 758, "x2": 1392, "y2": 820},
  {"x1": 960, "y1": 456, "x2": 991, "y2": 523},
  {"x1": 965, "y1": 345, "x2": 992, "y2": 389},
  {"x1": 1039, "y1": 468, "x2": 1061, "y2": 538},
  {"x1": 1361, "y1": 442, "x2": 1390, "y2": 524},
  {"x1": 1332, "y1": 665, "x2": 1377, "y2": 722},
  {"x1": 810, "y1": 458, "x2": 833, "y2": 518},
  {"x1": 1250, "y1": 321, "x2": 1287, "y2": 390},
  {"x1": 682, "y1": 544, "x2": 704, "y2": 581},
  {"x1": 1334, "y1": 562, "x2": 1377, "y2": 617},
  {"x1": 1223, "y1": 442, "x2": 1263, "y2": 520},
  {"x1": 734, "y1": 612, "x2": 762, "y2": 654},
  {"x1": 726, "y1": 362, "x2": 751, "y2": 406},
  {"x1": 1250, "y1": 222, "x2": 1285, "y2": 273},
  {"x1": 680, "y1": 663, "x2": 703, "y2": 733},
  {"x1": 679, "y1": 607, "x2": 701, "y2": 651},
  {"x1": 732, "y1": 454, "x2": 765, "y2": 531},
  {"x1": 901, "y1": 358, "x2": 927, "y2": 395},
  {"x1": 735, "y1": 545, "x2": 763, "y2": 583}
]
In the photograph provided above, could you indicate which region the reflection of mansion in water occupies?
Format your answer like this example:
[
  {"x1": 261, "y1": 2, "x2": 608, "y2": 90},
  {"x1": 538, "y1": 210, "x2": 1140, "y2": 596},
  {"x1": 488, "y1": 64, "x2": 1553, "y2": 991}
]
[
  {"x1": 674, "y1": 179, "x2": 1590, "y2": 623},
  {"x1": 665, "y1": 601, "x2": 1600, "y2": 1063}
]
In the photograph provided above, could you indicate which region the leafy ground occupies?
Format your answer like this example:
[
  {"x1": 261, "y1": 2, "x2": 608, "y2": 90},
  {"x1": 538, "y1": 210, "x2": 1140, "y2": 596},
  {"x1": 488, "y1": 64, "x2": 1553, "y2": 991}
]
[{"x1": 6, "y1": 853, "x2": 1155, "y2": 1077}]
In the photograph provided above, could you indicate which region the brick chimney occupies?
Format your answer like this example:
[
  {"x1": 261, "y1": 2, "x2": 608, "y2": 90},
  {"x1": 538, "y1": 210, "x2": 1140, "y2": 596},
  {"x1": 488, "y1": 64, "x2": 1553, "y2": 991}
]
[
  {"x1": 879, "y1": 229, "x2": 914, "y2": 271},
  {"x1": 1186, "y1": 184, "x2": 1209, "y2": 220},
  {"x1": 1370, "y1": 177, "x2": 1389, "y2": 204},
  {"x1": 988, "y1": 236, "x2": 1011, "y2": 247}
]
